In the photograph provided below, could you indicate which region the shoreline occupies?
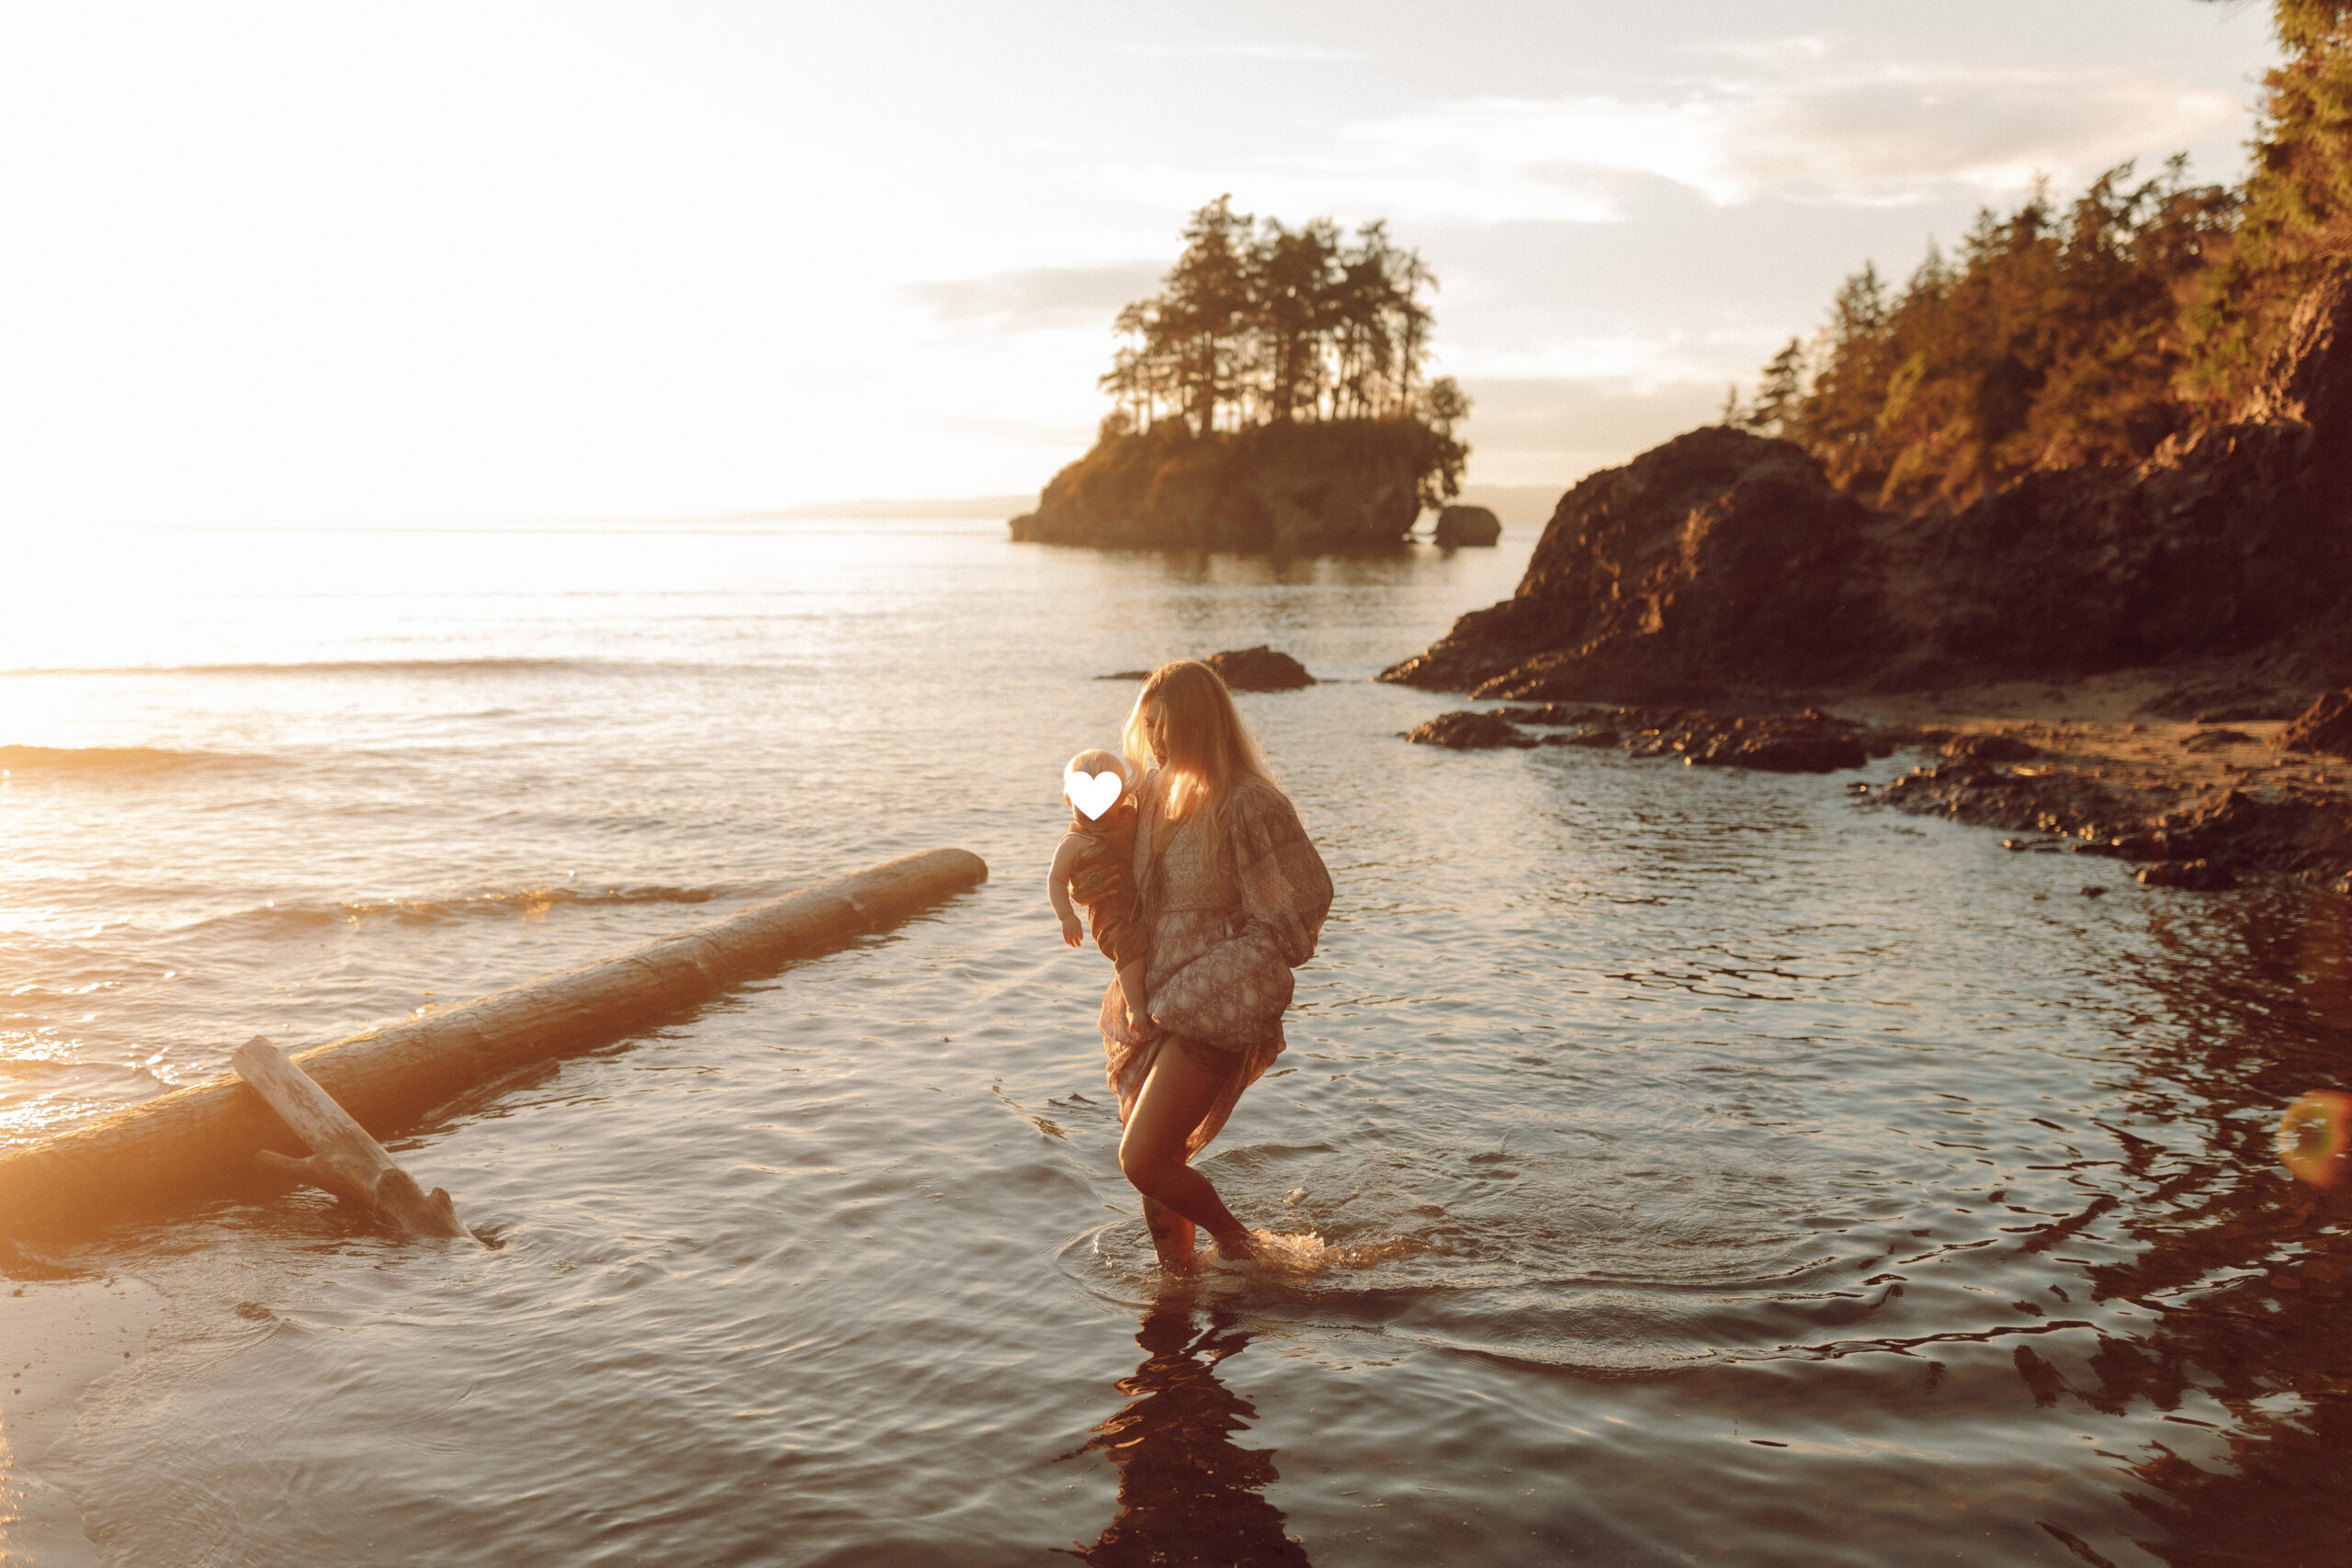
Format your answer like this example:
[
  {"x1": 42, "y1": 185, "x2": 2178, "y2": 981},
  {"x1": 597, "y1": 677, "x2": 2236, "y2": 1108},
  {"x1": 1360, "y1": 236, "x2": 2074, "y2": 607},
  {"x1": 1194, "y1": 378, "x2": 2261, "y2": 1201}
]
[
  {"x1": 1, "y1": 1270, "x2": 165, "y2": 1567},
  {"x1": 1409, "y1": 666, "x2": 2352, "y2": 894},
  {"x1": 1834, "y1": 670, "x2": 2352, "y2": 892}
]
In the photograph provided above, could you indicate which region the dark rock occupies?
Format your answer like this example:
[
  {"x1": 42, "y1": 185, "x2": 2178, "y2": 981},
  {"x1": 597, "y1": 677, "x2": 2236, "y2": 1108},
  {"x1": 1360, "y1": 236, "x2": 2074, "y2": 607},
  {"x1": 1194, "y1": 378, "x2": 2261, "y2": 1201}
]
[
  {"x1": 2080, "y1": 886, "x2": 2108, "y2": 897},
  {"x1": 2105, "y1": 831, "x2": 2186, "y2": 862},
  {"x1": 1622, "y1": 706, "x2": 1873, "y2": 773},
  {"x1": 2179, "y1": 728, "x2": 2257, "y2": 752},
  {"x1": 2136, "y1": 859, "x2": 2237, "y2": 891},
  {"x1": 1496, "y1": 703, "x2": 1610, "y2": 726},
  {"x1": 1096, "y1": 670, "x2": 1153, "y2": 681},
  {"x1": 1943, "y1": 733, "x2": 2039, "y2": 762},
  {"x1": 1379, "y1": 427, "x2": 1890, "y2": 700},
  {"x1": 1431, "y1": 505, "x2": 1502, "y2": 547},
  {"x1": 1203, "y1": 646, "x2": 1315, "y2": 692},
  {"x1": 1683, "y1": 726, "x2": 1867, "y2": 773},
  {"x1": 1555, "y1": 728, "x2": 1622, "y2": 748},
  {"x1": 2277, "y1": 689, "x2": 2352, "y2": 757},
  {"x1": 1401, "y1": 710, "x2": 1536, "y2": 750}
]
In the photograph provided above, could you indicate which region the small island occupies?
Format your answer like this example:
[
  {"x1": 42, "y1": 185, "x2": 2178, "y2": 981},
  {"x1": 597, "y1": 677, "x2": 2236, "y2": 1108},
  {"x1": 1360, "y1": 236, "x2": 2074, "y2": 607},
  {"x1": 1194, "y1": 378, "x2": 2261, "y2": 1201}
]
[{"x1": 1010, "y1": 198, "x2": 1470, "y2": 550}]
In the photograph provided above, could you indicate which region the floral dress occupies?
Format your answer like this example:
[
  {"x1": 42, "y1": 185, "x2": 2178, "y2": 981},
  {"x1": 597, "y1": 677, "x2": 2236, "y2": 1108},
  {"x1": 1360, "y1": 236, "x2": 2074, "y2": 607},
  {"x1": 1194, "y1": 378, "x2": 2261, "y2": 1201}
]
[{"x1": 1097, "y1": 772, "x2": 1334, "y2": 1156}]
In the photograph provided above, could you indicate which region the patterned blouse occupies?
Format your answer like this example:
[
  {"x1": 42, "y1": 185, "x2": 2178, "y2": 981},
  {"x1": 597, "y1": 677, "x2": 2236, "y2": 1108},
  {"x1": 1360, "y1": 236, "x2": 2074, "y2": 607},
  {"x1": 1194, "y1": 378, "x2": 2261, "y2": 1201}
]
[{"x1": 1097, "y1": 770, "x2": 1334, "y2": 1154}]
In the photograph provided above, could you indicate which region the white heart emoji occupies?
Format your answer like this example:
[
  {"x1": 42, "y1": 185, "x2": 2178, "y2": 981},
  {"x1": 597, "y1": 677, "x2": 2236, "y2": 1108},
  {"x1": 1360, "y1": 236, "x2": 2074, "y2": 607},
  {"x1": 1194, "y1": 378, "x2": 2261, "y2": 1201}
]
[{"x1": 1066, "y1": 769, "x2": 1124, "y2": 820}]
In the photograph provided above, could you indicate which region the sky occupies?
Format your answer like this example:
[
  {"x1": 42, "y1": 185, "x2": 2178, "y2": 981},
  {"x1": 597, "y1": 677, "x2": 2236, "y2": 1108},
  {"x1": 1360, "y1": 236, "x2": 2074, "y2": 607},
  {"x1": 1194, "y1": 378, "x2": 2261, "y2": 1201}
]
[{"x1": 0, "y1": 0, "x2": 2285, "y2": 527}]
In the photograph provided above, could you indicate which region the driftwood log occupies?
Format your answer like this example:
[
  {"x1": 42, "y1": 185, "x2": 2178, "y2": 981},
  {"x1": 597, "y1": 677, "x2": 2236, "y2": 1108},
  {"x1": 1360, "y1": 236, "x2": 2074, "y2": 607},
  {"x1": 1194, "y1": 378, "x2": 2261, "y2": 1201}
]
[
  {"x1": 0, "y1": 847, "x2": 988, "y2": 1237},
  {"x1": 233, "y1": 1036, "x2": 471, "y2": 1239}
]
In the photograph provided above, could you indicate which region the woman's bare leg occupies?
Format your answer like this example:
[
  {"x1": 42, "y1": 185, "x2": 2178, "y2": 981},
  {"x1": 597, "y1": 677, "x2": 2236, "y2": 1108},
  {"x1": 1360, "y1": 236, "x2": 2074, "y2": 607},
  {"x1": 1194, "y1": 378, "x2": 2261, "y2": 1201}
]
[{"x1": 1120, "y1": 1045, "x2": 1256, "y2": 1264}]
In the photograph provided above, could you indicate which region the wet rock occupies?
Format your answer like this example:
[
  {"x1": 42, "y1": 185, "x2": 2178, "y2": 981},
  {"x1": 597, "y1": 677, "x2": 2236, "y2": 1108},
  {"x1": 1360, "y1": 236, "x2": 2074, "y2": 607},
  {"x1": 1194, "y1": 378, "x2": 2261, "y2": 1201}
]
[
  {"x1": 2179, "y1": 728, "x2": 2257, "y2": 752},
  {"x1": 1943, "y1": 733, "x2": 2039, "y2": 762},
  {"x1": 1203, "y1": 645, "x2": 1315, "y2": 692},
  {"x1": 2137, "y1": 859, "x2": 2237, "y2": 891},
  {"x1": 1431, "y1": 504, "x2": 1502, "y2": 547},
  {"x1": 2277, "y1": 689, "x2": 2352, "y2": 757},
  {"x1": 1495, "y1": 703, "x2": 1611, "y2": 727},
  {"x1": 2080, "y1": 886, "x2": 2108, "y2": 897},
  {"x1": 1401, "y1": 710, "x2": 1536, "y2": 750},
  {"x1": 1546, "y1": 728, "x2": 1621, "y2": 748},
  {"x1": 1681, "y1": 724, "x2": 1867, "y2": 773}
]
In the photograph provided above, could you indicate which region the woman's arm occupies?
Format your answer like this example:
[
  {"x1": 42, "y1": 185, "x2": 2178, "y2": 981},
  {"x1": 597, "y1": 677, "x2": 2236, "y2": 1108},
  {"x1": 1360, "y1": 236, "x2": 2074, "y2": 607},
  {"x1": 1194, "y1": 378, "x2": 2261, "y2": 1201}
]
[{"x1": 1047, "y1": 833, "x2": 1087, "y2": 946}]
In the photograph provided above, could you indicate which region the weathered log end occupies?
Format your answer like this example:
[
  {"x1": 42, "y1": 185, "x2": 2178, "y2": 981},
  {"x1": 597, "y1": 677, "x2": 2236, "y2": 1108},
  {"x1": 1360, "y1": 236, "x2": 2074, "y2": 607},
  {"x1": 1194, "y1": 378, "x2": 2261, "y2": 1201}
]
[
  {"x1": 233, "y1": 1036, "x2": 475, "y2": 1242},
  {"x1": 371, "y1": 1167, "x2": 469, "y2": 1240}
]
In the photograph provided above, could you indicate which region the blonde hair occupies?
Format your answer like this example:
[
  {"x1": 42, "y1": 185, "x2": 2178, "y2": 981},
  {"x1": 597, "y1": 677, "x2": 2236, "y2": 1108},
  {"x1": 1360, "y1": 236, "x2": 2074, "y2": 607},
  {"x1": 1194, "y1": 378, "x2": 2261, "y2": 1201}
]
[{"x1": 1120, "y1": 660, "x2": 1275, "y2": 859}]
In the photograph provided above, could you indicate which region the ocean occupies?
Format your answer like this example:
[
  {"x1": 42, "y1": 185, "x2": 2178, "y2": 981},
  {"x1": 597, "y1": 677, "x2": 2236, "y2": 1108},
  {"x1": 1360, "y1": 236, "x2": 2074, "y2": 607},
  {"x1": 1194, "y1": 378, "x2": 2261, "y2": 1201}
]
[{"x1": 2, "y1": 517, "x2": 2345, "y2": 1565}]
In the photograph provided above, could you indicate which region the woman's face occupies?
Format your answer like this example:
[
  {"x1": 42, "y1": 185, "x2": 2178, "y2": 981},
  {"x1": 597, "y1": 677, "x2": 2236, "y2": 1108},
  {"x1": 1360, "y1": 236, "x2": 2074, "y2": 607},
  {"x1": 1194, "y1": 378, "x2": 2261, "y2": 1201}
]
[{"x1": 1138, "y1": 698, "x2": 1169, "y2": 764}]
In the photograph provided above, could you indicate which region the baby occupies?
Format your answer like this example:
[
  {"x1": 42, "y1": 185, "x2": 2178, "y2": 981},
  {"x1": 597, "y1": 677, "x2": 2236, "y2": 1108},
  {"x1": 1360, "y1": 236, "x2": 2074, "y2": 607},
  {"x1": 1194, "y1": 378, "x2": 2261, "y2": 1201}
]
[{"x1": 1048, "y1": 748, "x2": 1152, "y2": 1038}]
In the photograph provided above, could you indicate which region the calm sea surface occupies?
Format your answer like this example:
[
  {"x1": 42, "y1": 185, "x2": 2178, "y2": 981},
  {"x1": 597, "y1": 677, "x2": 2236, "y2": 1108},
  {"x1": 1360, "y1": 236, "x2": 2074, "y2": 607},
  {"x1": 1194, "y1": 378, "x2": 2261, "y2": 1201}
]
[{"x1": 3, "y1": 519, "x2": 2347, "y2": 1566}]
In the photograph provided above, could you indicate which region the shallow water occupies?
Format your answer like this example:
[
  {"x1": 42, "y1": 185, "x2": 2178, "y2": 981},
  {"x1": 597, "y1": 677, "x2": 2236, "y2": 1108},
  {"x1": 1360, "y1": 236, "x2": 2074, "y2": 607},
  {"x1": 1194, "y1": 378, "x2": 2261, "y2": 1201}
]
[{"x1": 4, "y1": 519, "x2": 2348, "y2": 1565}]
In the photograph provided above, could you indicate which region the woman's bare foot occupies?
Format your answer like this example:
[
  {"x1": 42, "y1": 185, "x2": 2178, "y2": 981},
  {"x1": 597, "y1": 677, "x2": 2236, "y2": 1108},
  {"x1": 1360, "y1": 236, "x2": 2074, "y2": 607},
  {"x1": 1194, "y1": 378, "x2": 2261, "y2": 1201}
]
[{"x1": 1210, "y1": 1227, "x2": 1259, "y2": 1262}]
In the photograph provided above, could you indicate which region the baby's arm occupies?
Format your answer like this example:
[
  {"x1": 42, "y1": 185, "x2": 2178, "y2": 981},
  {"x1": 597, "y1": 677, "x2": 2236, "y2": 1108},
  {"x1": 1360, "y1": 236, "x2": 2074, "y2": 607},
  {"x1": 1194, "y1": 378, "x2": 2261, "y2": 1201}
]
[{"x1": 1047, "y1": 834, "x2": 1086, "y2": 946}]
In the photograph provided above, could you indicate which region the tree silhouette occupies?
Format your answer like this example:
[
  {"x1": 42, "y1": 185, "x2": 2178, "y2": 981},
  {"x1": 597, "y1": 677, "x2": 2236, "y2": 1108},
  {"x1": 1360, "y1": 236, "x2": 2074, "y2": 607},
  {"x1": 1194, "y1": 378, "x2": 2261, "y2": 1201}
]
[
  {"x1": 1101, "y1": 198, "x2": 1452, "y2": 438},
  {"x1": 1742, "y1": 0, "x2": 2352, "y2": 511},
  {"x1": 2180, "y1": 0, "x2": 2352, "y2": 411},
  {"x1": 1745, "y1": 162, "x2": 2235, "y2": 511}
]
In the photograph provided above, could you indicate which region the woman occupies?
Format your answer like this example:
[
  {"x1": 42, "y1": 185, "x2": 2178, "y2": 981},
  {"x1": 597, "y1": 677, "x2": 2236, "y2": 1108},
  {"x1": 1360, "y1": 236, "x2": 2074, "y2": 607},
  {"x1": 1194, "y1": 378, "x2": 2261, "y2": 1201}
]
[{"x1": 1102, "y1": 660, "x2": 1333, "y2": 1270}]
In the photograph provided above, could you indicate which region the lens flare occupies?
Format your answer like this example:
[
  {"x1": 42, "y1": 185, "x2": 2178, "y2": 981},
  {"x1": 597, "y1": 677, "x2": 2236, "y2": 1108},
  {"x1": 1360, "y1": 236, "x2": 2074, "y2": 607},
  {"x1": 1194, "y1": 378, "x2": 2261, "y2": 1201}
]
[{"x1": 2277, "y1": 1090, "x2": 2352, "y2": 1188}]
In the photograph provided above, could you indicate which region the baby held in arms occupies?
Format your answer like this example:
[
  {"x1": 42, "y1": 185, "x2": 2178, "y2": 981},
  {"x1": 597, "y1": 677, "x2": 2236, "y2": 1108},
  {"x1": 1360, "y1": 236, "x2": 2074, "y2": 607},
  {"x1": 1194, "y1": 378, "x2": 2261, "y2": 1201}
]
[{"x1": 1049, "y1": 749, "x2": 1153, "y2": 1040}]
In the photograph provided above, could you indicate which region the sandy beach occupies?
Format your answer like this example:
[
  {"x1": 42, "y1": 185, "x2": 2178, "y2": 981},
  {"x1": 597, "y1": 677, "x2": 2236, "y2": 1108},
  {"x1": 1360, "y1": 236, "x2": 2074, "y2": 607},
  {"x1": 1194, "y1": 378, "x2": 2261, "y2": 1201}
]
[{"x1": 0, "y1": 1275, "x2": 164, "y2": 1568}]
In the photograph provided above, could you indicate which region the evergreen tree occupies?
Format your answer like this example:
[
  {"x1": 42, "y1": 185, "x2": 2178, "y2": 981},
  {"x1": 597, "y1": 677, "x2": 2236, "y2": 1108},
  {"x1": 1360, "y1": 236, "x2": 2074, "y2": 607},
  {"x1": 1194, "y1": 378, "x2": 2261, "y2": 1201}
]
[
  {"x1": 1099, "y1": 199, "x2": 1449, "y2": 437},
  {"x1": 2181, "y1": 0, "x2": 2352, "y2": 409}
]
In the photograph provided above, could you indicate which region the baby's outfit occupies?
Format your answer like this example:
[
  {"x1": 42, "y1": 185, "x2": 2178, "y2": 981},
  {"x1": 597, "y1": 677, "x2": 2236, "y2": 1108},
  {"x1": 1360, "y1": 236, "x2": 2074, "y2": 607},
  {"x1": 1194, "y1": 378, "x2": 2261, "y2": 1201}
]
[{"x1": 1067, "y1": 796, "x2": 1142, "y2": 965}]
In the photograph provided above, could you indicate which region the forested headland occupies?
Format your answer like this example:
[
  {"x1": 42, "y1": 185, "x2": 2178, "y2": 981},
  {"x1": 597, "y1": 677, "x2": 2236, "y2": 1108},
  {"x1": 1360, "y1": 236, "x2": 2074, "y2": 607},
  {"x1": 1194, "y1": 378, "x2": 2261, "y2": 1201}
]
[
  {"x1": 1386, "y1": 0, "x2": 2352, "y2": 705},
  {"x1": 1010, "y1": 198, "x2": 1471, "y2": 550},
  {"x1": 1729, "y1": 0, "x2": 2352, "y2": 513}
]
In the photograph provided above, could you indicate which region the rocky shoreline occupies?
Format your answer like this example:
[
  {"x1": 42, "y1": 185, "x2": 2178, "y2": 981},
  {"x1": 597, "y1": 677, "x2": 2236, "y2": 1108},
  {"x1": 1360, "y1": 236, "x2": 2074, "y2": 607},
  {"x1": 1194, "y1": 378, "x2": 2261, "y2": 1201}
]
[{"x1": 1403, "y1": 680, "x2": 2352, "y2": 896}]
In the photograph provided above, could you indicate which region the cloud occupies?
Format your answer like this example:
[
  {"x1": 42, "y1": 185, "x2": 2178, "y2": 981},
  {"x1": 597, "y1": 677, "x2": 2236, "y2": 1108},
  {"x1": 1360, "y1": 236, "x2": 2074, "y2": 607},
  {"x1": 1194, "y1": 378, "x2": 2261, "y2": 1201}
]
[
  {"x1": 900, "y1": 263, "x2": 1164, "y2": 333},
  {"x1": 1731, "y1": 69, "x2": 2240, "y2": 193},
  {"x1": 1324, "y1": 64, "x2": 2242, "y2": 221}
]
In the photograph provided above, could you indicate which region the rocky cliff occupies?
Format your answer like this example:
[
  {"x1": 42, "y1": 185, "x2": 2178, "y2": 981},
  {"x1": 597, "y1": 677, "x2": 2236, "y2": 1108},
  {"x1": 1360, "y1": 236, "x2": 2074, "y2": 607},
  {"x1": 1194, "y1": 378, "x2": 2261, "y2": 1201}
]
[
  {"x1": 1009, "y1": 418, "x2": 1459, "y2": 551},
  {"x1": 1383, "y1": 264, "x2": 2352, "y2": 702}
]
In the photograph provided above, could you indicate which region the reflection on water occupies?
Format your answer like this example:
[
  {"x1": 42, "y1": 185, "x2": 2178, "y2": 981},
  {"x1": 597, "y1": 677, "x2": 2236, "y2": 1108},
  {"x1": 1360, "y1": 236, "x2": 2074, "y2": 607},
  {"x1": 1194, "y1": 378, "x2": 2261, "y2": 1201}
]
[
  {"x1": 1062, "y1": 1303, "x2": 1308, "y2": 1567},
  {"x1": 11, "y1": 520, "x2": 2352, "y2": 1563},
  {"x1": 2063, "y1": 892, "x2": 2352, "y2": 1568}
]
